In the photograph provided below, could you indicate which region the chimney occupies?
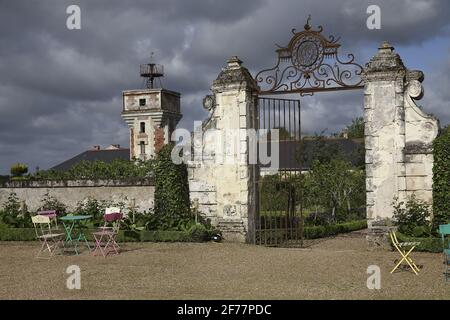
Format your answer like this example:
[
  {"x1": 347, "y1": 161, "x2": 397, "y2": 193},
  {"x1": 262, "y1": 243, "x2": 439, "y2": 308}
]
[{"x1": 105, "y1": 144, "x2": 120, "y2": 150}]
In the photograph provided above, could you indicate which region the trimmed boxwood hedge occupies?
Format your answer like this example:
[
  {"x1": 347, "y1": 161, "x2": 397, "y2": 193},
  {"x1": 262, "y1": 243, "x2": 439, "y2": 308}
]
[
  {"x1": 303, "y1": 220, "x2": 367, "y2": 239},
  {"x1": 0, "y1": 228, "x2": 203, "y2": 243},
  {"x1": 395, "y1": 232, "x2": 446, "y2": 253},
  {"x1": 256, "y1": 220, "x2": 368, "y2": 243},
  {"x1": 0, "y1": 220, "x2": 368, "y2": 243},
  {"x1": 0, "y1": 227, "x2": 36, "y2": 241}
]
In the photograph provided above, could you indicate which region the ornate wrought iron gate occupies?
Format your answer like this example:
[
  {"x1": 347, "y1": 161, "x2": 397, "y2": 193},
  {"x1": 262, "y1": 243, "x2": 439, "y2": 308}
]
[
  {"x1": 251, "y1": 17, "x2": 364, "y2": 246},
  {"x1": 254, "y1": 97, "x2": 304, "y2": 246}
]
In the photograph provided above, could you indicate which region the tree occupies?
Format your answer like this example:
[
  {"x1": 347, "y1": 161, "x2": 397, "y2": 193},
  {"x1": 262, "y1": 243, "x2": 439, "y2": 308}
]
[
  {"x1": 308, "y1": 159, "x2": 365, "y2": 222},
  {"x1": 302, "y1": 134, "x2": 345, "y2": 165},
  {"x1": 10, "y1": 163, "x2": 28, "y2": 177},
  {"x1": 346, "y1": 117, "x2": 364, "y2": 139}
]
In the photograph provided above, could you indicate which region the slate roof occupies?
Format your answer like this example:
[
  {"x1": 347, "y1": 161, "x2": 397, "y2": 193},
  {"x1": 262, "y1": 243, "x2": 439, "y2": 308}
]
[
  {"x1": 50, "y1": 138, "x2": 363, "y2": 171},
  {"x1": 50, "y1": 149, "x2": 130, "y2": 171},
  {"x1": 260, "y1": 138, "x2": 364, "y2": 170}
]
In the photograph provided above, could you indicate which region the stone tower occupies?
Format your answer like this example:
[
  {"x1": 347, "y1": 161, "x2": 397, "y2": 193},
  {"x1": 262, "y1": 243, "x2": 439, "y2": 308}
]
[{"x1": 121, "y1": 61, "x2": 182, "y2": 160}]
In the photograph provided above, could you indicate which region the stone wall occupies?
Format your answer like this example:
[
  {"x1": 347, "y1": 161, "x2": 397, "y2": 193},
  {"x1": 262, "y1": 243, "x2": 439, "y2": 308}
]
[{"x1": 0, "y1": 178, "x2": 155, "y2": 212}]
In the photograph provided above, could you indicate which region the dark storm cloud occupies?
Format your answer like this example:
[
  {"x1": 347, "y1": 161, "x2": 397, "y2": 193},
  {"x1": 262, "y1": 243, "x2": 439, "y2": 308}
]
[{"x1": 0, "y1": 0, "x2": 449, "y2": 173}]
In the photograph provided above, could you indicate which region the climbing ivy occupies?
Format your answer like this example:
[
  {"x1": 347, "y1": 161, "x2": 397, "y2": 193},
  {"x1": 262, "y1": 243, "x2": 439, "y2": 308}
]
[
  {"x1": 432, "y1": 125, "x2": 450, "y2": 229},
  {"x1": 153, "y1": 144, "x2": 191, "y2": 230}
]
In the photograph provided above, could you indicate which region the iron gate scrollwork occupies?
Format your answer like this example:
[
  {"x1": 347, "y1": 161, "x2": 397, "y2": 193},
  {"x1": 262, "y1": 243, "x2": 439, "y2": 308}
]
[{"x1": 255, "y1": 16, "x2": 364, "y2": 96}]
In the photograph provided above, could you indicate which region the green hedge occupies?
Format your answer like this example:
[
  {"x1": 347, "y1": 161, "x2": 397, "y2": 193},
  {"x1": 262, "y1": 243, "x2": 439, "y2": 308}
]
[
  {"x1": 395, "y1": 232, "x2": 446, "y2": 253},
  {"x1": 256, "y1": 220, "x2": 368, "y2": 243},
  {"x1": 303, "y1": 220, "x2": 367, "y2": 239},
  {"x1": 0, "y1": 220, "x2": 367, "y2": 243},
  {"x1": 0, "y1": 228, "x2": 36, "y2": 241},
  {"x1": 0, "y1": 228, "x2": 205, "y2": 243}
]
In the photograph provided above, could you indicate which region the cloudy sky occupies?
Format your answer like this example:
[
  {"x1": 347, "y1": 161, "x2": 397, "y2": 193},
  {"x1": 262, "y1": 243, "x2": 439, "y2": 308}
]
[{"x1": 0, "y1": 0, "x2": 449, "y2": 174}]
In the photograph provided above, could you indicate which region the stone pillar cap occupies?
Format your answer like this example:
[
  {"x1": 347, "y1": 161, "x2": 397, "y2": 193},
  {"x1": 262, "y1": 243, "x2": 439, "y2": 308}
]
[
  {"x1": 227, "y1": 56, "x2": 243, "y2": 69},
  {"x1": 363, "y1": 41, "x2": 406, "y2": 76},
  {"x1": 212, "y1": 56, "x2": 259, "y2": 92},
  {"x1": 379, "y1": 41, "x2": 395, "y2": 52}
]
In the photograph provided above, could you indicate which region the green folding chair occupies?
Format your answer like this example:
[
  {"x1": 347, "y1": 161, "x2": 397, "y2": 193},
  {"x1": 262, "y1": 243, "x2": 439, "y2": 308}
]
[{"x1": 438, "y1": 224, "x2": 450, "y2": 281}]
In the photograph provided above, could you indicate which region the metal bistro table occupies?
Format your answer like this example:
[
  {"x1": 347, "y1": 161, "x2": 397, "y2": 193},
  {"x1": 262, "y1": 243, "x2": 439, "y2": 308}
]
[{"x1": 60, "y1": 215, "x2": 92, "y2": 255}]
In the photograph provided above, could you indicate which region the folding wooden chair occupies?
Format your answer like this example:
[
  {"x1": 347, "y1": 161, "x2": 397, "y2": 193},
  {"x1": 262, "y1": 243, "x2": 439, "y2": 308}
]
[
  {"x1": 438, "y1": 224, "x2": 450, "y2": 281},
  {"x1": 91, "y1": 209, "x2": 122, "y2": 258},
  {"x1": 390, "y1": 231, "x2": 421, "y2": 275},
  {"x1": 31, "y1": 215, "x2": 65, "y2": 259}
]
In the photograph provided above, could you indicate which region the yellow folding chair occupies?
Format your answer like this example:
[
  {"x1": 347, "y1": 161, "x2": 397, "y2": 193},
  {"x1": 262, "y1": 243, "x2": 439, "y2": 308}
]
[{"x1": 390, "y1": 231, "x2": 421, "y2": 275}]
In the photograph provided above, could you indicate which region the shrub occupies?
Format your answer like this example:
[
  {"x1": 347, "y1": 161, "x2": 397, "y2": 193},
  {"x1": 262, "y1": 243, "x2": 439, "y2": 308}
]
[
  {"x1": 392, "y1": 195, "x2": 431, "y2": 237},
  {"x1": 186, "y1": 223, "x2": 209, "y2": 242},
  {"x1": 153, "y1": 144, "x2": 191, "y2": 230},
  {"x1": 39, "y1": 192, "x2": 67, "y2": 216},
  {"x1": 432, "y1": 125, "x2": 450, "y2": 229},
  {"x1": 122, "y1": 209, "x2": 158, "y2": 231},
  {"x1": 75, "y1": 198, "x2": 125, "y2": 227},
  {"x1": 346, "y1": 117, "x2": 365, "y2": 139},
  {"x1": 0, "y1": 192, "x2": 32, "y2": 228},
  {"x1": 10, "y1": 163, "x2": 28, "y2": 177}
]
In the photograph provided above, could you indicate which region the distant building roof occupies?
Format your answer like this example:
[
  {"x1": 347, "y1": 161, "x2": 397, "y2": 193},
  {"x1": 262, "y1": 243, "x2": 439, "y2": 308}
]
[
  {"x1": 50, "y1": 139, "x2": 363, "y2": 172},
  {"x1": 51, "y1": 146, "x2": 130, "y2": 171},
  {"x1": 261, "y1": 138, "x2": 363, "y2": 171}
]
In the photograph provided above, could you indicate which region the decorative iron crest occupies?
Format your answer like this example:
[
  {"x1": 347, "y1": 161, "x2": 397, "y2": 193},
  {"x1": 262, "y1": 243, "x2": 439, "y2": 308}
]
[{"x1": 255, "y1": 16, "x2": 364, "y2": 96}]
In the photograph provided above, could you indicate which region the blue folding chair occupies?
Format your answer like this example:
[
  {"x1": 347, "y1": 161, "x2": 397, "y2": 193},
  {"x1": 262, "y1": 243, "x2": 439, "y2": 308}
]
[{"x1": 438, "y1": 224, "x2": 450, "y2": 281}]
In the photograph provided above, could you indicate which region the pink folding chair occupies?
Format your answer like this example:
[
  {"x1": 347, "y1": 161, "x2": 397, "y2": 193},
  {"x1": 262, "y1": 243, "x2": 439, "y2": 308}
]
[
  {"x1": 31, "y1": 215, "x2": 65, "y2": 259},
  {"x1": 37, "y1": 210, "x2": 58, "y2": 228},
  {"x1": 91, "y1": 209, "x2": 122, "y2": 258}
]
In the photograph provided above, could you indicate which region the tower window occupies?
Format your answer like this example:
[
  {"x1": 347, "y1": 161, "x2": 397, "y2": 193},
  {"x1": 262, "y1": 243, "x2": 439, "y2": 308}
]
[
  {"x1": 140, "y1": 122, "x2": 146, "y2": 133},
  {"x1": 139, "y1": 98, "x2": 146, "y2": 106},
  {"x1": 139, "y1": 141, "x2": 145, "y2": 154}
]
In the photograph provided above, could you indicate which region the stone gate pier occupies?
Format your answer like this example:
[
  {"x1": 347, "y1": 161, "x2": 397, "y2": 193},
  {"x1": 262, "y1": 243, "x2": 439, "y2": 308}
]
[
  {"x1": 187, "y1": 56, "x2": 258, "y2": 242},
  {"x1": 363, "y1": 42, "x2": 439, "y2": 246}
]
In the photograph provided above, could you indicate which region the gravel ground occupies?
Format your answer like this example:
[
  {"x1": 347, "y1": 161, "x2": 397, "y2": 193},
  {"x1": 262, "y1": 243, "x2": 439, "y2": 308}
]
[{"x1": 0, "y1": 231, "x2": 449, "y2": 300}]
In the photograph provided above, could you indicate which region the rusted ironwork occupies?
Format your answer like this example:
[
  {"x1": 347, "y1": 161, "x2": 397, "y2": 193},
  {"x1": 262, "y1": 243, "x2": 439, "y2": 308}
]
[
  {"x1": 140, "y1": 52, "x2": 164, "y2": 89},
  {"x1": 254, "y1": 97, "x2": 304, "y2": 246},
  {"x1": 255, "y1": 16, "x2": 364, "y2": 96}
]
